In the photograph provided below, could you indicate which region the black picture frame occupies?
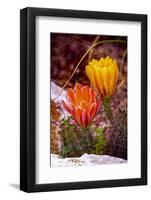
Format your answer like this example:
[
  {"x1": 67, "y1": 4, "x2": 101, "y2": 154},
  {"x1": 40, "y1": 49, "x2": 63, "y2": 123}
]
[{"x1": 20, "y1": 7, "x2": 147, "y2": 193}]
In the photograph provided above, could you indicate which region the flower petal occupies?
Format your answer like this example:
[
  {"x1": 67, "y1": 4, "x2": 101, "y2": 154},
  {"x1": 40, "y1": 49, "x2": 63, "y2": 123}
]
[
  {"x1": 86, "y1": 66, "x2": 99, "y2": 94},
  {"x1": 81, "y1": 109, "x2": 87, "y2": 127},
  {"x1": 108, "y1": 65, "x2": 114, "y2": 95},
  {"x1": 89, "y1": 103, "x2": 97, "y2": 122},
  {"x1": 79, "y1": 100, "x2": 87, "y2": 109},
  {"x1": 81, "y1": 86, "x2": 89, "y2": 102},
  {"x1": 101, "y1": 67, "x2": 109, "y2": 96},
  {"x1": 74, "y1": 82, "x2": 82, "y2": 92},
  {"x1": 74, "y1": 82, "x2": 82, "y2": 105},
  {"x1": 66, "y1": 88, "x2": 76, "y2": 106},
  {"x1": 62, "y1": 100, "x2": 73, "y2": 115},
  {"x1": 73, "y1": 107, "x2": 83, "y2": 126},
  {"x1": 94, "y1": 67, "x2": 104, "y2": 97}
]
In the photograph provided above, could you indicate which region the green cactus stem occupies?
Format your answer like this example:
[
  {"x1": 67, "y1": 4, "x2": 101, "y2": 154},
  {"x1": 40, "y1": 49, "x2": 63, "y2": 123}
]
[{"x1": 103, "y1": 96, "x2": 113, "y2": 121}]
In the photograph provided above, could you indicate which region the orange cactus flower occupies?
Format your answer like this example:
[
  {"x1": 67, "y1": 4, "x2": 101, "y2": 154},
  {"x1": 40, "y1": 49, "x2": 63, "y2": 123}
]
[
  {"x1": 85, "y1": 56, "x2": 119, "y2": 98},
  {"x1": 62, "y1": 82, "x2": 101, "y2": 128}
]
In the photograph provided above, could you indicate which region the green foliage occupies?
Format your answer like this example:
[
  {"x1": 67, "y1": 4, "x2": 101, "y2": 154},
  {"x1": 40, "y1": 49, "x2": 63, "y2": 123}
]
[
  {"x1": 104, "y1": 109, "x2": 127, "y2": 159},
  {"x1": 61, "y1": 146, "x2": 72, "y2": 158},
  {"x1": 103, "y1": 96, "x2": 113, "y2": 121},
  {"x1": 59, "y1": 117, "x2": 106, "y2": 158},
  {"x1": 95, "y1": 128, "x2": 106, "y2": 155}
]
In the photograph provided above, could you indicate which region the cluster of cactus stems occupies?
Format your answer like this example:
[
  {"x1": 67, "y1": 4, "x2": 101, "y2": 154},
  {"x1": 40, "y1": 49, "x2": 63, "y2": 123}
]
[{"x1": 58, "y1": 117, "x2": 106, "y2": 158}]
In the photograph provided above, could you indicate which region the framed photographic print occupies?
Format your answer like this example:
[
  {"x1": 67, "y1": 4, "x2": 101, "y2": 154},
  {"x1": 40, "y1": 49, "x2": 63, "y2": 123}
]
[{"x1": 20, "y1": 7, "x2": 147, "y2": 192}]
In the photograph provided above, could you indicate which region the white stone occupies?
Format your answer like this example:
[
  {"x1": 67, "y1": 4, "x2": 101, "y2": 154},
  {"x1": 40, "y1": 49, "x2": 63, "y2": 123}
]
[
  {"x1": 51, "y1": 82, "x2": 66, "y2": 103},
  {"x1": 51, "y1": 153, "x2": 127, "y2": 167}
]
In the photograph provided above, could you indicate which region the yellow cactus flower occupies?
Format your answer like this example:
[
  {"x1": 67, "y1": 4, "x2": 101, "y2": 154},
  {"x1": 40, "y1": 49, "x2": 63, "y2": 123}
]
[{"x1": 85, "y1": 56, "x2": 119, "y2": 98}]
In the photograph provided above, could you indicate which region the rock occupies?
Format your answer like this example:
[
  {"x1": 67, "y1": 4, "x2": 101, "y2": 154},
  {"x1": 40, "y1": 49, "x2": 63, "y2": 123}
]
[
  {"x1": 51, "y1": 82, "x2": 66, "y2": 104},
  {"x1": 80, "y1": 153, "x2": 126, "y2": 164},
  {"x1": 51, "y1": 82, "x2": 69, "y2": 119},
  {"x1": 50, "y1": 153, "x2": 127, "y2": 167}
]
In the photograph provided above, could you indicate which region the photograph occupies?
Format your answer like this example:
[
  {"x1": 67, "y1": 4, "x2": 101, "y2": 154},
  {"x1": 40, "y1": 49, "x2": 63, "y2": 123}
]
[
  {"x1": 20, "y1": 7, "x2": 147, "y2": 192},
  {"x1": 50, "y1": 33, "x2": 127, "y2": 167}
]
